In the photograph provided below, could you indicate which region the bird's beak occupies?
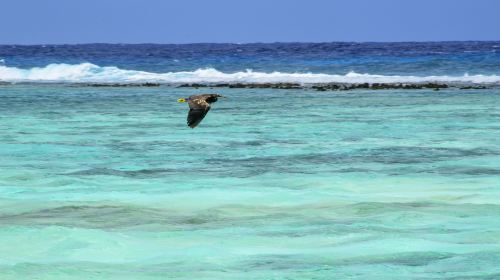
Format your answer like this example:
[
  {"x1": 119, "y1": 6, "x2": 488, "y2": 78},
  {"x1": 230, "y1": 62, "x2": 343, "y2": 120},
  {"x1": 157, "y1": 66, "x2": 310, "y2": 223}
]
[
  {"x1": 177, "y1": 98, "x2": 186, "y2": 103},
  {"x1": 219, "y1": 95, "x2": 227, "y2": 98}
]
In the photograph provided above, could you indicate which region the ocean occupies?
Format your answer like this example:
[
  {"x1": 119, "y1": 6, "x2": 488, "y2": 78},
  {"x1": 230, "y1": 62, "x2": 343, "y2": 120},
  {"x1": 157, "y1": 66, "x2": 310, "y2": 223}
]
[{"x1": 1, "y1": 42, "x2": 499, "y2": 279}]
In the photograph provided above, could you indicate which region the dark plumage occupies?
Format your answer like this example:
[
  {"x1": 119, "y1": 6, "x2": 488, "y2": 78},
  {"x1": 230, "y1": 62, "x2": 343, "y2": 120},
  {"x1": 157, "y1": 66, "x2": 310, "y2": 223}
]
[{"x1": 178, "y1": 94, "x2": 225, "y2": 128}]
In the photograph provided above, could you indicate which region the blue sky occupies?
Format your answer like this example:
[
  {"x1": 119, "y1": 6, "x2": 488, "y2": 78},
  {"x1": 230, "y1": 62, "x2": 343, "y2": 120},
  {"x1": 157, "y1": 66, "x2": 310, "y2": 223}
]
[{"x1": 2, "y1": 0, "x2": 499, "y2": 44}]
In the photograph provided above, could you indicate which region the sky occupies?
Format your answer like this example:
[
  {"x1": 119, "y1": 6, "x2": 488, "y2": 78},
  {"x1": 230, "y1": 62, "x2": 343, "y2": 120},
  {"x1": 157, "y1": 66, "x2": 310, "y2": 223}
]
[{"x1": 1, "y1": 0, "x2": 499, "y2": 44}]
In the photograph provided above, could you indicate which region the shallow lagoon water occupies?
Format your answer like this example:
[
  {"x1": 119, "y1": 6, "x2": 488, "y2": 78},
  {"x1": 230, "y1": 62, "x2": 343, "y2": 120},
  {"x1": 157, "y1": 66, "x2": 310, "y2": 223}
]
[{"x1": 0, "y1": 85, "x2": 499, "y2": 279}]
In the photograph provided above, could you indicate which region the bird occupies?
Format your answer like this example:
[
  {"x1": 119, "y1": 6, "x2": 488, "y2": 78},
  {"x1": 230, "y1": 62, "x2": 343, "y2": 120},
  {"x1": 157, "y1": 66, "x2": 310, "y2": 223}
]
[{"x1": 177, "y1": 93, "x2": 226, "y2": 128}]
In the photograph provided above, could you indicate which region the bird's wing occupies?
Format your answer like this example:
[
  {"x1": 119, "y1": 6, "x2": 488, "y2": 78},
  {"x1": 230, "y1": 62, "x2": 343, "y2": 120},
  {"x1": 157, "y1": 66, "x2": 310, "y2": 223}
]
[{"x1": 187, "y1": 97, "x2": 211, "y2": 128}]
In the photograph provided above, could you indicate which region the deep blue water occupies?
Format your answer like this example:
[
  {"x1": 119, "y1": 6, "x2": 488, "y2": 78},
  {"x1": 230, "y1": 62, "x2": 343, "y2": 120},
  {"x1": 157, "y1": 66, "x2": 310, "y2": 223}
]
[
  {"x1": 0, "y1": 43, "x2": 500, "y2": 279},
  {"x1": 1, "y1": 42, "x2": 500, "y2": 76}
]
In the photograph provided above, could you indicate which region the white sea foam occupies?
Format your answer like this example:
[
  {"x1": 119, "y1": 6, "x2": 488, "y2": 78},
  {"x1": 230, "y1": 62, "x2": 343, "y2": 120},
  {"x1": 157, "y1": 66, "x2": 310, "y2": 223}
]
[{"x1": 1, "y1": 63, "x2": 499, "y2": 84}]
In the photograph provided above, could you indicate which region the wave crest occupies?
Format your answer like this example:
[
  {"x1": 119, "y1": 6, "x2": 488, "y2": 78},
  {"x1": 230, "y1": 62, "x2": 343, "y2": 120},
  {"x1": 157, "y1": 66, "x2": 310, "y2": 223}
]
[{"x1": 1, "y1": 63, "x2": 499, "y2": 84}]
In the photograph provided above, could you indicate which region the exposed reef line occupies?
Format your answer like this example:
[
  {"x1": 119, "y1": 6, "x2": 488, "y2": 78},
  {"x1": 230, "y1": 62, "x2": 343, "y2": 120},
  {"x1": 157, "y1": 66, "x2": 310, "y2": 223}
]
[
  {"x1": 0, "y1": 80, "x2": 495, "y2": 90},
  {"x1": 178, "y1": 82, "x2": 492, "y2": 91}
]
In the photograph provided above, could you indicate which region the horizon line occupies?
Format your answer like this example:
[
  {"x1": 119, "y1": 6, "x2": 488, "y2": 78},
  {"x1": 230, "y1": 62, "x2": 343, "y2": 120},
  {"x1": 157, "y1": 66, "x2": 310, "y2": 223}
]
[{"x1": 1, "y1": 40, "x2": 500, "y2": 46}]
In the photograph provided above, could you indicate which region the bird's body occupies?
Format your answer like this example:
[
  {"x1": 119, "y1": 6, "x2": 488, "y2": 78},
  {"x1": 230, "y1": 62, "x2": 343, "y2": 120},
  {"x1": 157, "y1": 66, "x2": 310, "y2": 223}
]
[{"x1": 178, "y1": 94, "x2": 225, "y2": 128}]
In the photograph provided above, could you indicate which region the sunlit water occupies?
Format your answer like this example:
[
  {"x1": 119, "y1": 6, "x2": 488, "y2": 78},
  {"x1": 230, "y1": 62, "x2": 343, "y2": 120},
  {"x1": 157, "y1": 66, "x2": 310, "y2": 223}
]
[{"x1": 1, "y1": 84, "x2": 499, "y2": 279}]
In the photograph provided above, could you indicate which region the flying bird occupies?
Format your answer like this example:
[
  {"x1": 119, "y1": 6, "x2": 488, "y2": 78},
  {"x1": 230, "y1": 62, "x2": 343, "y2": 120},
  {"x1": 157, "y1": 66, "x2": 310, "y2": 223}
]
[{"x1": 177, "y1": 93, "x2": 226, "y2": 128}]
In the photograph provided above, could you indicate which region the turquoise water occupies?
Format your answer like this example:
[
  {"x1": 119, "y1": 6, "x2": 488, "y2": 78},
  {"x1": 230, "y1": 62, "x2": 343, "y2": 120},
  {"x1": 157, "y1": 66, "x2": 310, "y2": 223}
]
[{"x1": 1, "y1": 85, "x2": 499, "y2": 279}]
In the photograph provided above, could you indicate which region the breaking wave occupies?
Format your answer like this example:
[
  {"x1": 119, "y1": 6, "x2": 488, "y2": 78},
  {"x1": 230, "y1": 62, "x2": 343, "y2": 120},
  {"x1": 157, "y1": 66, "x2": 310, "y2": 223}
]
[{"x1": 1, "y1": 63, "x2": 500, "y2": 84}]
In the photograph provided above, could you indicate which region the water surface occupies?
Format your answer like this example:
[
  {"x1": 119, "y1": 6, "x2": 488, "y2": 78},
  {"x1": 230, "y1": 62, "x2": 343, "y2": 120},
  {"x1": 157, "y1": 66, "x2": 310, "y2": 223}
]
[{"x1": 0, "y1": 85, "x2": 499, "y2": 279}]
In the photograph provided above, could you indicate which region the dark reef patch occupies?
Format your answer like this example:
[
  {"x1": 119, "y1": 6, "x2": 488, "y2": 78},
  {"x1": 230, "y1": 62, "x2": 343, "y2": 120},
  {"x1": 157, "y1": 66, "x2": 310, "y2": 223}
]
[
  {"x1": 177, "y1": 82, "x2": 494, "y2": 91},
  {"x1": 76, "y1": 82, "x2": 161, "y2": 87},
  {"x1": 65, "y1": 167, "x2": 176, "y2": 178},
  {"x1": 0, "y1": 81, "x2": 495, "y2": 90}
]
